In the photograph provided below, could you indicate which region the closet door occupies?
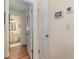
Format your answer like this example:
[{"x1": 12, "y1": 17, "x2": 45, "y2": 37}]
[{"x1": 39, "y1": 0, "x2": 49, "y2": 59}]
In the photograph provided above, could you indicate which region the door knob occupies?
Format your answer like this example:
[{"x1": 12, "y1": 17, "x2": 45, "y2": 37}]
[{"x1": 45, "y1": 34, "x2": 49, "y2": 37}]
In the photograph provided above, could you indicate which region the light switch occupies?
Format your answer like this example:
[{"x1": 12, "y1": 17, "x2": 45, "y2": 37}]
[{"x1": 65, "y1": 24, "x2": 71, "y2": 30}]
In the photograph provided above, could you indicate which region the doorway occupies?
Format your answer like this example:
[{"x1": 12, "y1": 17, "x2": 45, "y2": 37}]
[
  {"x1": 9, "y1": 15, "x2": 21, "y2": 47},
  {"x1": 8, "y1": 0, "x2": 34, "y2": 59}
]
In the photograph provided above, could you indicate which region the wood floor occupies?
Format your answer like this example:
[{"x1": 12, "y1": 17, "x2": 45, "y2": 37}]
[{"x1": 6, "y1": 45, "x2": 30, "y2": 59}]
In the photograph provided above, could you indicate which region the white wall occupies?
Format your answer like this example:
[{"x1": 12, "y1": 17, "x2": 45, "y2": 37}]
[
  {"x1": 48, "y1": 0, "x2": 74, "y2": 59},
  {"x1": 25, "y1": 8, "x2": 31, "y2": 49}
]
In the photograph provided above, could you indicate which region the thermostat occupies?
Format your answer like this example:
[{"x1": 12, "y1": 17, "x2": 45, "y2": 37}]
[
  {"x1": 55, "y1": 11, "x2": 63, "y2": 18},
  {"x1": 66, "y1": 7, "x2": 72, "y2": 13},
  {"x1": 67, "y1": 7, "x2": 72, "y2": 12}
]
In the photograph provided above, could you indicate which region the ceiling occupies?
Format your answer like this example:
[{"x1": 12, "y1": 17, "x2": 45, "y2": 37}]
[{"x1": 9, "y1": 0, "x2": 29, "y2": 12}]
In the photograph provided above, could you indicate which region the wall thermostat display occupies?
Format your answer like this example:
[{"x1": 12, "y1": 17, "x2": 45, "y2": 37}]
[
  {"x1": 55, "y1": 11, "x2": 63, "y2": 18},
  {"x1": 66, "y1": 7, "x2": 73, "y2": 14},
  {"x1": 67, "y1": 7, "x2": 72, "y2": 12}
]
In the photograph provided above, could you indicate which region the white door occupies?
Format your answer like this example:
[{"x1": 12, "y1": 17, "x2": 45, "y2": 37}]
[{"x1": 39, "y1": 0, "x2": 49, "y2": 59}]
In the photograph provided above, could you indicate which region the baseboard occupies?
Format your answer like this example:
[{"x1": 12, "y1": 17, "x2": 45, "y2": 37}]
[
  {"x1": 23, "y1": 45, "x2": 31, "y2": 59},
  {"x1": 27, "y1": 47, "x2": 32, "y2": 59},
  {"x1": 5, "y1": 56, "x2": 10, "y2": 59},
  {"x1": 10, "y1": 42, "x2": 21, "y2": 48},
  {"x1": 22, "y1": 44, "x2": 27, "y2": 47}
]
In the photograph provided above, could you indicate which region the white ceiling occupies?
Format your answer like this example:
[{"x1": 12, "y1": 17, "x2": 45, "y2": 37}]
[{"x1": 9, "y1": 0, "x2": 29, "y2": 12}]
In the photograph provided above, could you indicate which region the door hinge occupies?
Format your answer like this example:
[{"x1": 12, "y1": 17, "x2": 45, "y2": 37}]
[
  {"x1": 38, "y1": 8, "x2": 39, "y2": 12},
  {"x1": 31, "y1": 9, "x2": 32, "y2": 13},
  {"x1": 38, "y1": 49, "x2": 40, "y2": 54},
  {"x1": 31, "y1": 49, "x2": 33, "y2": 53}
]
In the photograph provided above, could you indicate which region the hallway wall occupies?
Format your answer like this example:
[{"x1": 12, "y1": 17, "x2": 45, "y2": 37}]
[{"x1": 48, "y1": 0, "x2": 74, "y2": 59}]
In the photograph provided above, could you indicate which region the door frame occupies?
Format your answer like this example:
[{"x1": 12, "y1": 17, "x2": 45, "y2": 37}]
[{"x1": 27, "y1": 2, "x2": 34, "y2": 59}]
